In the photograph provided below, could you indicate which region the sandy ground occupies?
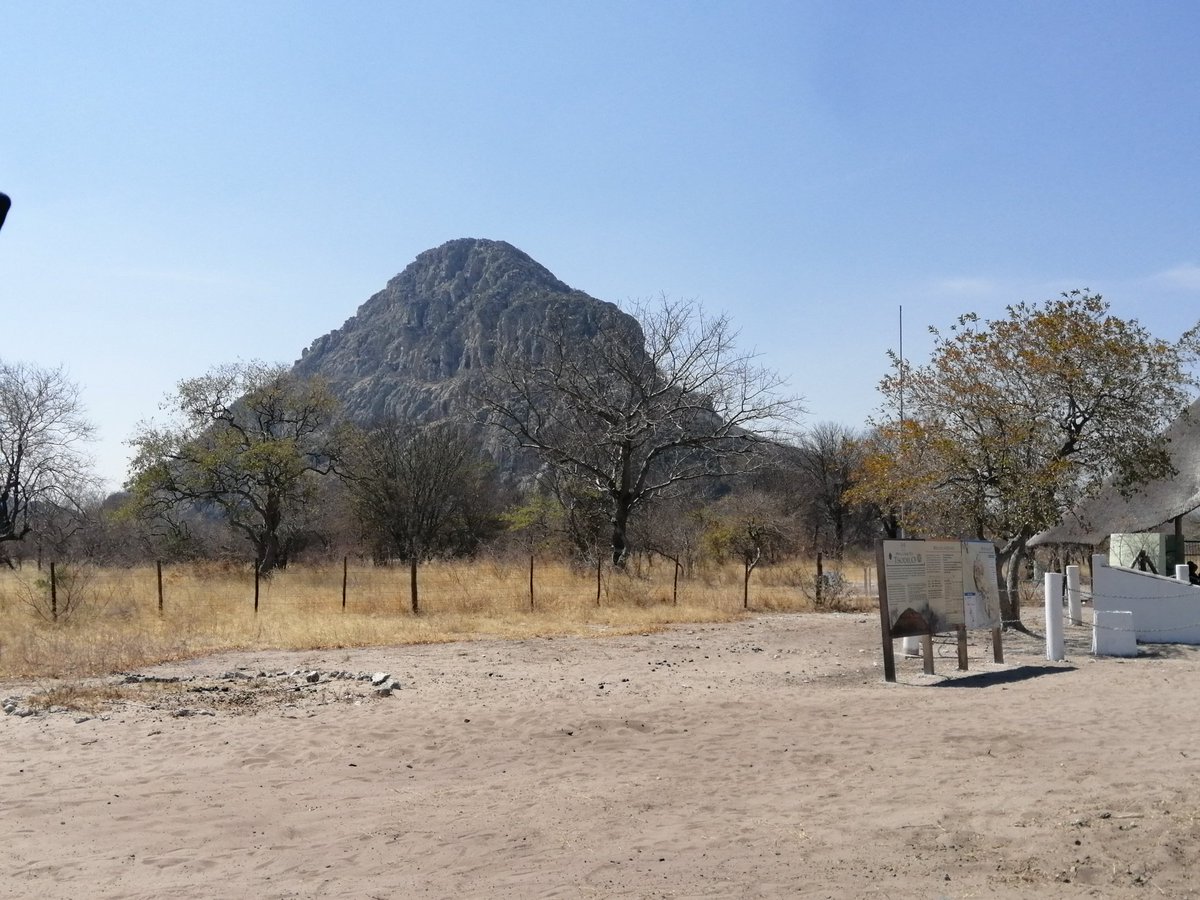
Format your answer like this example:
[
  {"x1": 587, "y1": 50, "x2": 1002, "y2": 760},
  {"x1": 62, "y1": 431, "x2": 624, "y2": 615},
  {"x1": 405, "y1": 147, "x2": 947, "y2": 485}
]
[{"x1": 4, "y1": 612, "x2": 1200, "y2": 899}]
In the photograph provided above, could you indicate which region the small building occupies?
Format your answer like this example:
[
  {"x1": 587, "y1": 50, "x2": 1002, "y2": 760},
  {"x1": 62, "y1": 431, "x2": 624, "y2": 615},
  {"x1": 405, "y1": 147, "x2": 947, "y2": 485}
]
[{"x1": 1030, "y1": 398, "x2": 1200, "y2": 566}]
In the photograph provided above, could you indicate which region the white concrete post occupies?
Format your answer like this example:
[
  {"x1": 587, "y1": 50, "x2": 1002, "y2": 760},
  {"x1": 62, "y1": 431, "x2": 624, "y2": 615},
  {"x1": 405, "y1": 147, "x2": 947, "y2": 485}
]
[
  {"x1": 901, "y1": 635, "x2": 922, "y2": 657},
  {"x1": 1176, "y1": 564, "x2": 1190, "y2": 583},
  {"x1": 1066, "y1": 565, "x2": 1082, "y2": 626},
  {"x1": 1091, "y1": 554, "x2": 1108, "y2": 605},
  {"x1": 1045, "y1": 571, "x2": 1065, "y2": 661}
]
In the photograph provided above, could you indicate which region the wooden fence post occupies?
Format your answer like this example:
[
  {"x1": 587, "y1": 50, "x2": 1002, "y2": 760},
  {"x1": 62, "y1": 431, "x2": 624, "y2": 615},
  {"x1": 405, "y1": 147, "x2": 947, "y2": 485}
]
[
  {"x1": 254, "y1": 563, "x2": 260, "y2": 614},
  {"x1": 342, "y1": 555, "x2": 348, "y2": 610},
  {"x1": 50, "y1": 561, "x2": 57, "y2": 622},
  {"x1": 157, "y1": 560, "x2": 164, "y2": 614}
]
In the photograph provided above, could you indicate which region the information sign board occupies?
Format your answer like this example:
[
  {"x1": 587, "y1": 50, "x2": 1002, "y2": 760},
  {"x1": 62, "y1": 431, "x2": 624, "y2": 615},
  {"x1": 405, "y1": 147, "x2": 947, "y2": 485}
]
[
  {"x1": 876, "y1": 538, "x2": 1005, "y2": 682},
  {"x1": 880, "y1": 539, "x2": 964, "y2": 637}
]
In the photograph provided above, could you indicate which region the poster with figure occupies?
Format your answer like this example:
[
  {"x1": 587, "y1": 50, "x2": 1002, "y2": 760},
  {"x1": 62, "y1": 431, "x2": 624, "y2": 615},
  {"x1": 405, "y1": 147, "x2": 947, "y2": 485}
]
[{"x1": 962, "y1": 541, "x2": 1002, "y2": 629}]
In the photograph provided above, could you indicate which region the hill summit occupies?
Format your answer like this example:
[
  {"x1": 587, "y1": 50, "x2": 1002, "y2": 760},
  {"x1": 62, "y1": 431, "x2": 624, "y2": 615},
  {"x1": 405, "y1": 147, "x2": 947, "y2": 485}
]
[{"x1": 292, "y1": 238, "x2": 635, "y2": 432}]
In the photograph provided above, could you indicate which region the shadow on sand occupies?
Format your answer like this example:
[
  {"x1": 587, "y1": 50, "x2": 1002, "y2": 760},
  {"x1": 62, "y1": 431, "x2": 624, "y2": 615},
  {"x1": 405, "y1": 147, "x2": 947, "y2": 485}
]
[
  {"x1": 932, "y1": 664, "x2": 1077, "y2": 688},
  {"x1": 1137, "y1": 643, "x2": 1200, "y2": 661}
]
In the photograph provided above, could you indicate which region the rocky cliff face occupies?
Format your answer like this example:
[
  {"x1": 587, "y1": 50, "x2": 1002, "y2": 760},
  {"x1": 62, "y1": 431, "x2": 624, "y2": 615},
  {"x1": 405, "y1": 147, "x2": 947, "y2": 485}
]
[{"x1": 292, "y1": 238, "x2": 638, "y2": 455}]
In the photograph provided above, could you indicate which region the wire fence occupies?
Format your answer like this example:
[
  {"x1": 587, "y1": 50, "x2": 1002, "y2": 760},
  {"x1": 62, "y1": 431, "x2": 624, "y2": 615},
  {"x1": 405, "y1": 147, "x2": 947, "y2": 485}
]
[
  {"x1": 0, "y1": 560, "x2": 454, "y2": 622},
  {"x1": 0, "y1": 555, "x2": 882, "y2": 624}
]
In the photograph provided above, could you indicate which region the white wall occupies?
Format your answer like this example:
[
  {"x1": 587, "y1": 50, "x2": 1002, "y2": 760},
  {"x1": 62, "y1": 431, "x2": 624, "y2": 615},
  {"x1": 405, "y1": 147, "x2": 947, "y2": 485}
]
[{"x1": 1091, "y1": 554, "x2": 1200, "y2": 644}]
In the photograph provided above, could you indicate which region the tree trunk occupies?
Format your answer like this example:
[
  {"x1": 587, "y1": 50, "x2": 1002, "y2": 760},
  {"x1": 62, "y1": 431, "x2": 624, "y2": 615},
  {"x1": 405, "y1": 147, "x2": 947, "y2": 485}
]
[
  {"x1": 610, "y1": 493, "x2": 633, "y2": 567},
  {"x1": 743, "y1": 547, "x2": 760, "y2": 609},
  {"x1": 997, "y1": 534, "x2": 1030, "y2": 630},
  {"x1": 409, "y1": 557, "x2": 419, "y2": 615},
  {"x1": 611, "y1": 447, "x2": 634, "y2": 567},
  {"x1": 258, "y1": 491, "x2": 284, "y2": 577},
  {"x1": 1004, "y1": 545, "x2": 1026, "y2": 628},
  {"x1": 882, "y1": 509, "x2": 900, "y2": 540},
  {"x1": 256, "y1": 531, "x2": 282, "y2": 577}
]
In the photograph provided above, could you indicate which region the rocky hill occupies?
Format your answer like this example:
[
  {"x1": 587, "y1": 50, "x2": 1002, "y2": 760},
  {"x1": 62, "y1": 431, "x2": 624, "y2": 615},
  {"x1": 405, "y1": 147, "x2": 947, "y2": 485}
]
[{"x1": 291, "y1": 238, "x2": 639, "y2": 463}]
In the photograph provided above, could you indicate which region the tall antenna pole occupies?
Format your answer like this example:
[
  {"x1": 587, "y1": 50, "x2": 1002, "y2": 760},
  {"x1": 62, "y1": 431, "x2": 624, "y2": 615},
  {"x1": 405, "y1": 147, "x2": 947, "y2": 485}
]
[
  {"x1": 898, "y1": 305, "x2": 904, "y2": 427},
  {"x1": 897, "y1": 305, "x2": 906, "y2": 541}
]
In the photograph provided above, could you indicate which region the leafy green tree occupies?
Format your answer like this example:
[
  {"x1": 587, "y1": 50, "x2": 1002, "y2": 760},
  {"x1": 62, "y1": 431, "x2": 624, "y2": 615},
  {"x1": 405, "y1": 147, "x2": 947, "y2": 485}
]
[
  {"x1": 851, "y1": 292, "x2": 1200, "y2": 625},
  {"x1": 501, "y1": 491, "x2": 567, "y2": 610},
  {"x1": 127, "y1": 362, "x2": 344, "y2": 576}
]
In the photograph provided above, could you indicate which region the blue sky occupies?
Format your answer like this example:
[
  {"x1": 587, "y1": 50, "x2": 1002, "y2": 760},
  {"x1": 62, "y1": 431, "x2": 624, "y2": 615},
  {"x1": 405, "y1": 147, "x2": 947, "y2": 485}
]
[{"x1": 4, "y1": 1, "x2": 1200, "y2": 490}]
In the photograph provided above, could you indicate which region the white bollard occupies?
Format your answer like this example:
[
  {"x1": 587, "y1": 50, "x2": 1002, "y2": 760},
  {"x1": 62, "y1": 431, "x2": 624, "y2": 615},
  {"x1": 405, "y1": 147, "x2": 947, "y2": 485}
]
[
  {"x1": 1093, "y1": 610, "x2": 1137, "y2": 656},
  {"x1": 1045, "y1": 572, "x2": 1065, "y2": 661},
  {"x1": 901, "y1": 635, "x2": 922, "y2": 657},
  {"x1": 1066, "y1": 565, "x2": 1082, "y2": 626},
  {"x1": 1177, "y1": 564, "x2": 1190, "y2": 583}
]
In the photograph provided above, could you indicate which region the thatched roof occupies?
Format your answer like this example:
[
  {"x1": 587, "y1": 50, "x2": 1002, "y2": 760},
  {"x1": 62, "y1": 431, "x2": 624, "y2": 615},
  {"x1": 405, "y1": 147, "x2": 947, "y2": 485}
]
[{"x1": 1030, "y1": 398, "x2": 1200, "y2": 546}]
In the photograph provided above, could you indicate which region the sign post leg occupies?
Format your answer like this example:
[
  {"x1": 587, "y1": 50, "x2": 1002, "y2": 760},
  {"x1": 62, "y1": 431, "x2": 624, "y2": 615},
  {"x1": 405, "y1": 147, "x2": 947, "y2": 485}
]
[
  {"x1": 921, "y1": 633, "x2": 935, "y2": 675},
  {"x1": 876, "y1": 542, "x2": 896, "y2": 682}
]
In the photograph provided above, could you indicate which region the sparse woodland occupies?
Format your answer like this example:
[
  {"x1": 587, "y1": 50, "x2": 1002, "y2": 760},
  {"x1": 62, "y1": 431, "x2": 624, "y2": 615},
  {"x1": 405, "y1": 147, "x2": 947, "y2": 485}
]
[{"x1": 3, "y1": 242, "x2": 1196, "y2": 676}]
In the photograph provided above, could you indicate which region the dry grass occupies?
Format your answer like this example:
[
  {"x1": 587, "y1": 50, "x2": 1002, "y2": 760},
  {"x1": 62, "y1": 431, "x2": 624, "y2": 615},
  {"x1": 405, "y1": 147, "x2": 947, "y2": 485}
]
[{"x1": 0, "y1": 555, "x2": 878, "y2": 679}]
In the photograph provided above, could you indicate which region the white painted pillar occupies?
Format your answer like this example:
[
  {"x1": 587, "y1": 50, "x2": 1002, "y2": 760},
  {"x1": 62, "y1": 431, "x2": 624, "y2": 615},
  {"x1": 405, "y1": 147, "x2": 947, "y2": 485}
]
[
  {"x1": 1091, "y1": 554, "x2": 1108, "y2": 608},
  {"x1": 1045, "y1": 571, "x2": 1065, "y2": 661},
  {"x1": 1176, "y1": 564, "x2": 1190, "y2": 583},
  {"x1": 1065, "y1": 565, "x2": 1082, "y2": 626}
]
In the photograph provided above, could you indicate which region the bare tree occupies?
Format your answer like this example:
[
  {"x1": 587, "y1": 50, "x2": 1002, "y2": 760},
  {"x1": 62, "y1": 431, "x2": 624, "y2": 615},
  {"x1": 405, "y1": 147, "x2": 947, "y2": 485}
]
[
  {"x1": 346, "y1": 420, "x2": 500, "y2": 614},
  {"x1": 706, "y1": 490, "x2": 794, "y2": 609},
  {"x1": 0, "y1": 360, "x2": 95, "y2": 549},
  {"x1": 481, "y1": 295, "x2": 802, "y2": 566},
  {"x1": 792, "y1": 423, "x2": 872, "y2": 557},
  {"x1": 633, "y1": 490, "x2": 711, "y2": 603}
]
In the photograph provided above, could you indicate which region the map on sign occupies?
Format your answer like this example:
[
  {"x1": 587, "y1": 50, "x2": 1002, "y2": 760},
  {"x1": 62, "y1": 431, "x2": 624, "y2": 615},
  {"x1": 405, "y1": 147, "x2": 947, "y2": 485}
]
[{"x1": 962, "y1": 540, "x2": 1002, "y2": 629}]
